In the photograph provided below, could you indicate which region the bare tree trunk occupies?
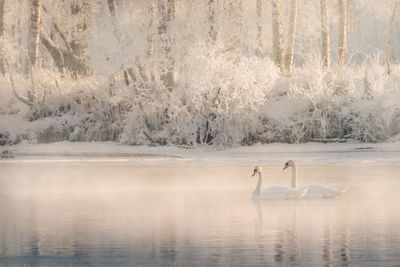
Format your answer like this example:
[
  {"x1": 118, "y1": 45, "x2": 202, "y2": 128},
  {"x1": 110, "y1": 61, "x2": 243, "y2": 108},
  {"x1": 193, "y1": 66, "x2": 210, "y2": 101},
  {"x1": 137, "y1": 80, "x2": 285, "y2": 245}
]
[
  {"x1": 107, "y1": 0, "x2": 118, "y2": 39},
  {"x1": 147, "y1": 3, "x2": 157, "y2": 57},
  {"x1": 40, "y1": 34, "x2": 63, "y2": 71},
  {"x1": 143, "y1": 2, "x2": 157, "y2": 82},
  {"x1": 107, "y1": 0, "x2": 124, "y2": 45},
  {"x1": 26, "y1": 0, "x2": 40, "y2": 71},
  {"x1": 255, "y1": 0, "x2": 264, "y2": 57},
  {"x1": 284, "y1": 0, "x2": 298, "y2": 73},
  {"x1": 132, "y1": 2, "x2": 157, "y2": 83},
  {"x1": 272, "y1": 0, "x2": 284, "y2": 71},
  {"x1": 320, "y1": 0, "x2": 330, "y2": 68},
  {"x1": 222, "y1": 0, "x2": 243, "y2": 57},
  {"x1": 107, "y1": 0, "x2": 127, "y2": 84},
  {"x1": 338, "y1": 0, "x2": 347, "y2": 66},
  {"x1": 386, "y1": 2, "x2": 398, "y2": 75},
  {"x1": 41, "y1": 32, "x2": 89, "y2": 75},
  {"x1": 41, "y1": 0, "x2": 90, "y2": 76},
  {"x1": 107, "y1": 0, "x2": 116, "y2": 16},
  {"x1": 70, "y1": 0, "x2": 89, "y2": 60},
  {"x1": 158, "y1": 0, "x2": 175, "y2": 91},
  {"x1": 0, "y1": 0, "x2": 5, "y2": 74},
  {"x1": 207, "y1": 0, "x2": 218, "y2": 44}
]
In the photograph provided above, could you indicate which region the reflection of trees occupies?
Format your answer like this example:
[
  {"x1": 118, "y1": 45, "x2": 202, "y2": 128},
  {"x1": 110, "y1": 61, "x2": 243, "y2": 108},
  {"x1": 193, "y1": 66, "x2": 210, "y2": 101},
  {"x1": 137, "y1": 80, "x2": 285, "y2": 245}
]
[
  {"x1": 322, "y1": 219, "x2": 332, "y2": 264},
  {"x1": 27, "y1": 198, "x2": 40, "y2": 267},
  {"x1": 29, "y1": 204, "x2": 40, "y2": 256},
  {"x1": 338, "y1": 215, "x2": 351, "y2": 264},
  {"x1": 253, "y1": 199, "x2": 353, "y2": 266},
  {"x1": 254, "y1": 201, "x2": 300, "y2": 265},
  {"x1": 0, "y1": 191, "x2": 9, "y2": 256},
  {"x1": 159, "y1": 213, "x2": 177, "y2": 264},
  {"x1": 0, "y1": 192, "x2": 41, "y2": 261},
  {"x1": 72, "y1": 213, "x2": 90, "y2": 259},
  {"x1": 318, "y1": 200, "x2": 351, "y2": 266},
  {"x1": 254, "y1": 202, "x2": 266, "y2": 263},
  {"x1": 273, "y1": 203, "x2": 299, "y2": 265}
]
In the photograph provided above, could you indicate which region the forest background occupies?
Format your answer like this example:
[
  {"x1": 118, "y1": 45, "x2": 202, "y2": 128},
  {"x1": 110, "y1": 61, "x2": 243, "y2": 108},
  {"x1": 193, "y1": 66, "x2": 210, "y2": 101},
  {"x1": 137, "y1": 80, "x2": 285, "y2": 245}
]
[{"x1": 1, "y1": 0, "x2": 400, "y2": 147}]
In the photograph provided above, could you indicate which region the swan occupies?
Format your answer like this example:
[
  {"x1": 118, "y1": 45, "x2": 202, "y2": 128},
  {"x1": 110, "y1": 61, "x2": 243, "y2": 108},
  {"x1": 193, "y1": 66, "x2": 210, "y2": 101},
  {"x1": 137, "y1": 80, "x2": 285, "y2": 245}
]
[
  {"x1": 283, "y1": 160, "x2": 346, "y2": 199},
  {"x1": 251, "y1": 166, "x2": 308, "y2": 200}
]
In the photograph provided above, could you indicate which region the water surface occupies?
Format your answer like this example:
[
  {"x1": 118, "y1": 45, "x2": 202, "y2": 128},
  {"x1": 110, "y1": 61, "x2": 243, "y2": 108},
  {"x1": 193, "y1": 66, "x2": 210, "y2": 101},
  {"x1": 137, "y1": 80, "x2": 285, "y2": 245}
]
[{"x1": 1, "y1": 162, "x2": 399, "y2": 266}]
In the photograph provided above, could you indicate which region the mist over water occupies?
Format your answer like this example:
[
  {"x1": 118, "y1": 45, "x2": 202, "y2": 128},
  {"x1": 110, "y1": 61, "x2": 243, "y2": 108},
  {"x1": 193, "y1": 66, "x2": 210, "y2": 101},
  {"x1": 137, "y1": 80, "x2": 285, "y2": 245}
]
[{"x1": 0, "y1": 163, "x2": 400, "y2": 266}]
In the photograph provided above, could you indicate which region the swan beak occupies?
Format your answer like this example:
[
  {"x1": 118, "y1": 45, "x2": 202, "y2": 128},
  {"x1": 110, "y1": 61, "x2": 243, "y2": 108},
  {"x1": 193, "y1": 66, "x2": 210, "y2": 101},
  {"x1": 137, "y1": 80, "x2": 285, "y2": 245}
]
[
  {"x1": 252, "y1": 170, "x2": 257, "y2": 176},
  {"x1": 282, "y1": 165, "x2": 288, "y2": 170}
]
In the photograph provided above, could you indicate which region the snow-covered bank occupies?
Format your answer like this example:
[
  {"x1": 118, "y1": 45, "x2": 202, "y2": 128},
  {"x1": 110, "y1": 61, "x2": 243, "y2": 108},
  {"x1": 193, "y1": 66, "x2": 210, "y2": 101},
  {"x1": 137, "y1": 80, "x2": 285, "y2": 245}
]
[
  {"x1": 2, "y1": 58, "x2": 400, "y2": 147},
  {"x1": 2, "y1": 141, "x2": 400, "y2": 165}
]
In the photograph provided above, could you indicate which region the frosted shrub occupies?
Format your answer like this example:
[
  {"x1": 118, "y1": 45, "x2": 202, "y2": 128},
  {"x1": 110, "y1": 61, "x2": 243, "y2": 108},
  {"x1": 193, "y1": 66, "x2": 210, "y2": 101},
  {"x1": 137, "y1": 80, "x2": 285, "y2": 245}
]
[
  {"x1": 248, "y1": 58, "x2": 400, "y2": 144},
  {"x1": 121, "y1": 46, "x2": 280, "y2": 146},
  {"x1": 1, "y1": 69, "x2": 127, "y2": 143},
  {"x1": 2, "y1": 48, "x2": 400, "y2": 146},
  {"x1": 119, "y1": 71, "x2": 173, "y2": 145},
  {"x1": 182, "y1": 49, "x2": 279, "y2": 145}
]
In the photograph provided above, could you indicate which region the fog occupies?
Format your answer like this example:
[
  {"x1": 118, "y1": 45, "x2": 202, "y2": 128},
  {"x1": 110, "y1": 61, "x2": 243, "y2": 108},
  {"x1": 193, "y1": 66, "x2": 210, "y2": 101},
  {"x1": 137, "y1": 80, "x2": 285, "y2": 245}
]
[{"x1": 1, "y1": 162, "x2": 399, "y2": 265}]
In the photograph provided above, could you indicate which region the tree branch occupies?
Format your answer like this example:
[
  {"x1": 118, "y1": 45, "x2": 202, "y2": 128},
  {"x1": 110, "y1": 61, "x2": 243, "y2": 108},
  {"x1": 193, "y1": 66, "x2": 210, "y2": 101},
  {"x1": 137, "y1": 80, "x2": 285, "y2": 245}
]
[
  {"x1": 54, "y1": 23, "x2": 73, "y2": 53},
  {"x1": 6, "y1": 61, "x2": 34, "y2": 107},
  {"x1": 40, "y1": 32, "x2": 64, "y2": 72}
]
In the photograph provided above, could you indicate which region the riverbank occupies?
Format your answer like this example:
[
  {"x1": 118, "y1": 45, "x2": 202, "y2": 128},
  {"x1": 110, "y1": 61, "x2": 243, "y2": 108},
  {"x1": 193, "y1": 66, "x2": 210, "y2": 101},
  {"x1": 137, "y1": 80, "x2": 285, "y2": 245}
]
[{"x1": 1, "y1": 141, "x2": 400, "y2": 165}]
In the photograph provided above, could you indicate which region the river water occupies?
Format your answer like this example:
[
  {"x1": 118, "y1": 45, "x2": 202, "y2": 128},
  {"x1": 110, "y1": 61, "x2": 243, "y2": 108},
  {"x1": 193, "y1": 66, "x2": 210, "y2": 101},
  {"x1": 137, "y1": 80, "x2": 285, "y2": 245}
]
[{"x1": 0, "y1": 162, "x2": 399, "y2": 266}]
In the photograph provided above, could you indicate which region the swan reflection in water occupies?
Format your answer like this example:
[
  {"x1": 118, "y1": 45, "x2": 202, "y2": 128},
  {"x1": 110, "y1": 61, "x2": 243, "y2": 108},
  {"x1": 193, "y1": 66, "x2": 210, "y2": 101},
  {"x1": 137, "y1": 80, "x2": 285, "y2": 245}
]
[
  {"x1": 252, "y1": 199, "x2": 351, "y2": 266},
  {"x1": 251, "y1": 162, "x2": 350, "y2": 265}
]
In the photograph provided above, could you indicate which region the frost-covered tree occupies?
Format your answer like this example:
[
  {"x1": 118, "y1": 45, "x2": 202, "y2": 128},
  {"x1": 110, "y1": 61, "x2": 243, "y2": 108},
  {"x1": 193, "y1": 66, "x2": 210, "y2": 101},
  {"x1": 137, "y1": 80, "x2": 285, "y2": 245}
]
[
  {"x1": 207, "y1": 0, "x2": 218, "y2": 44},
  {"x1": 69, "y1": 0, "x2": 90, "y2": 66},
  {"x1": 272, "y1": 0, "x2": 284, "y2": 71},
  {"x1": 255, "y1": 0, "x2": 264, "y2": 57},
  {"x1": 3, "y1": 0, "x2": 400, "y2": 146},
  {"x1": 106, "y1": 0, "x2": 130, "y2": 85},
  {"x1": 147, "y1": 2, "x2": 157, "y2": 58},
  {"x1": 107, "y1": 0, "x2": 116, "y2": 16},
  {"x1": 26, "y1": 0, "x2": 41, "y2": 71},
  {"x1": 221, "y1": 0, "x2": 243, "y2": 58},
  {"x1": 40, "y1": 0, "x2": 91, "y2": 76},
  {"x1": 284, "y1": 0, "x2": 298, "y2": 73},
  {"x1": 0, "y1": 0, "x2": 5, "y2": 74},
  {"x1": 157, "y1": 0, "x2": 175, "y2": 91},
  {"x1": 386, "y1": 2, "x2": 398, "y2": 74},
  {"x1": 338, "y1": 0, "x2": 347, "y2": 66},
  {"x1": 107, "y1": 0, "x2": 120, "y2": 41},
  {"x1": 320, "y1": 0, "x2": 330, "y2": 68},
  {"x1": 129, "y1": 1, "x2": 157, "y2": 83}
]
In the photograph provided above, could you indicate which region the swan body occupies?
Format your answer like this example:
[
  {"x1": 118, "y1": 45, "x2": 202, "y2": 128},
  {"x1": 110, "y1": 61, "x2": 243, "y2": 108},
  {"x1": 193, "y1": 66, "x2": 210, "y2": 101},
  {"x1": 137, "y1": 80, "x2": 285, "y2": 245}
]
[
  {"x1": 283, "y1": 160, "x2": 345, "y2": 199},
  {"x1": 252, "y1": 166, "x2": 307, "y2": 200},
  {"x1": 302, "y1": 184, "x2": 345, "y2": 199},
  {"x1": 252, "y1": 186, "x2": 307, "y2": 200}
]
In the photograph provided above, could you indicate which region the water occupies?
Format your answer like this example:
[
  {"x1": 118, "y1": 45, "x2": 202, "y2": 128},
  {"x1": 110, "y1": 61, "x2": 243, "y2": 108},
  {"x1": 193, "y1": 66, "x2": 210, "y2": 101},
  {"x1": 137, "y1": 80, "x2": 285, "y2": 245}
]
[{"x1": 1, "y1": 162, "x2": 400, "y2": 266}]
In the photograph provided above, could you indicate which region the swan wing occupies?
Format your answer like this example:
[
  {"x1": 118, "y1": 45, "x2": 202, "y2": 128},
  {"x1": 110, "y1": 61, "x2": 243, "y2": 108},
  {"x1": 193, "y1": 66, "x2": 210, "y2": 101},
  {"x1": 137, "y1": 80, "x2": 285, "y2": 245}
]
[{"x1": 303, "y1": 184, "x2": 345, "y2": 199}]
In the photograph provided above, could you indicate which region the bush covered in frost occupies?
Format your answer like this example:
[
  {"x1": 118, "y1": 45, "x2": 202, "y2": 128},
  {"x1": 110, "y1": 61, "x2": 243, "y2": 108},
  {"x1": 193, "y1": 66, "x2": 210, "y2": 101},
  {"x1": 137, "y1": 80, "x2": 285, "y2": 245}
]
[{"x1": 1, "y1": 49, "x2": 400, "y2": 147}]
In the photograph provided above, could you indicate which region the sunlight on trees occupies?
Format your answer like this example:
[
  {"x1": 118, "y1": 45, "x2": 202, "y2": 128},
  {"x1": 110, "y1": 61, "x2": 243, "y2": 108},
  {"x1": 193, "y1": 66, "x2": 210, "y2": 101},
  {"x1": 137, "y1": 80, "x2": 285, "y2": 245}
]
[{"x1": 0, "y1": 0, "x2": 400, "y2": 146}]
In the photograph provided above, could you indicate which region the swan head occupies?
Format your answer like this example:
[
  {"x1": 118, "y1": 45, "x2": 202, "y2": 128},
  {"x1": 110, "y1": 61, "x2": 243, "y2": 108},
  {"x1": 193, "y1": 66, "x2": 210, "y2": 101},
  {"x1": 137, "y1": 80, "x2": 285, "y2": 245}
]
[
  {"x1": 283, "y1": 160, "x2": 295, "y2": 170},
  {"x1": 252, "y1": 166, "x2": 262, "y2": 176}
]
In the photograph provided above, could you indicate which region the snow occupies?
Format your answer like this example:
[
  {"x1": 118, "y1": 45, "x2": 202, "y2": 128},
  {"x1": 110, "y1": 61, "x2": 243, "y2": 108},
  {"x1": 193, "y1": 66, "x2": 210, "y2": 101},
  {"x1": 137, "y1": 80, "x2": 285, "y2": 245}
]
[
  {"x1": 2, "y1": 141, "x2": 400, "y2": 166},
  {"x1": 2, "y1": 1, "x2": 400, "y2": 149}
]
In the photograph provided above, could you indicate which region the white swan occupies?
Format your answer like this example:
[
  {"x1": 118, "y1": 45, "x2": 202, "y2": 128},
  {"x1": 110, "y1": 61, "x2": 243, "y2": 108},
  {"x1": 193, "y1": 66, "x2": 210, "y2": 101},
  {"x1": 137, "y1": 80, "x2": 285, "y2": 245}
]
[
  {"x1": 251, "y1": 166, "x2": 308, "y2": 200},
  {"x1": 283, "y1": 160, "x2": 346, "y2": 199}
]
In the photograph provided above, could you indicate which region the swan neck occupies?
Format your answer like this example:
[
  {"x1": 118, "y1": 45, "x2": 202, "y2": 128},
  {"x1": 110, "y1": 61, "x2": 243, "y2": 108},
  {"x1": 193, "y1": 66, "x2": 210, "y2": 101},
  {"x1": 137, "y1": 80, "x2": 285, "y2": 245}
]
[
  {"x1": 255, "y1": 172, "x2": 262, "y2": 195},
  {"x1": 291, "y1": 165, "x2": 297, "y2": 188}
]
